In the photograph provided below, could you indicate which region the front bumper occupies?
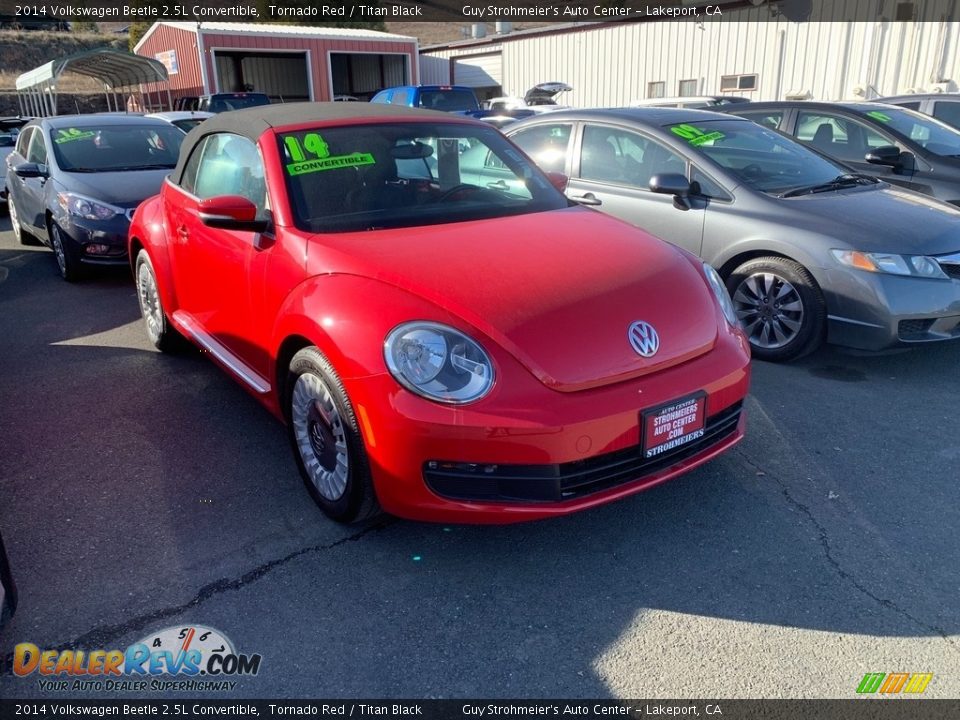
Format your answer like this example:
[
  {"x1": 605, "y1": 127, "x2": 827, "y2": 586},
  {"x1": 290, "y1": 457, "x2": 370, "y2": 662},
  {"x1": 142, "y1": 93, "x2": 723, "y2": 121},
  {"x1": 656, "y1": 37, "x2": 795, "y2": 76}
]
[
  {"x1": 58, "y1": 213, "x2": 131, "y2": 266},
  {"x1": 344, "y1": 330, "x2": 751, "y2": 523},
  {"x1": 822, "y1": 267, "x2": 960, "y2": 350}
]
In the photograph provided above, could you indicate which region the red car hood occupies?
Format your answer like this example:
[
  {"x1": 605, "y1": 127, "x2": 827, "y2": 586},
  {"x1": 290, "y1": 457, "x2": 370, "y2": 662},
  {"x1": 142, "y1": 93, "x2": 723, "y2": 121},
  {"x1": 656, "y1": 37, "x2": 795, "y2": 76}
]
[{"x1": 310, "y1": 208, "x2": 719, "y2": 392}]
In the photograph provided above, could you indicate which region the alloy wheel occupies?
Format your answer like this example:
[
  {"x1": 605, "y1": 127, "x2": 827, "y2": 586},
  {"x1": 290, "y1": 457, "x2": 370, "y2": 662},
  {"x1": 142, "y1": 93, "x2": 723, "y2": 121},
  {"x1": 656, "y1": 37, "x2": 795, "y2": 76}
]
[
  {"x1": 732, "y1": 272, "x2": 805, "y2": 350},
  {"x1": 137, "y1": 261, "x2": 163, "y2": 344},
  {"x1": 291, "y1": 372, "x2": 350, "y2": 501}
]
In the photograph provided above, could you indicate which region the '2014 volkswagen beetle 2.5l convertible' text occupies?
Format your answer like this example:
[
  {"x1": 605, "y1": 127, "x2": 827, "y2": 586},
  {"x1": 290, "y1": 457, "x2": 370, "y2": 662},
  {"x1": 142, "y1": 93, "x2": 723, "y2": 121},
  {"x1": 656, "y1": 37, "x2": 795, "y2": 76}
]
[{"x1": 129, "y1": 103, "x2": 751, "y2": 524}]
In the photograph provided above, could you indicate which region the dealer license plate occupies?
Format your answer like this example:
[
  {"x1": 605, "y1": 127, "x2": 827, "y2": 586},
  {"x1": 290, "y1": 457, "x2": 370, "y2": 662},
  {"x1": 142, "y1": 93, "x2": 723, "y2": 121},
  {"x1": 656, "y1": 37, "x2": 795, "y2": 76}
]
[{"x1": 642, "y1": 392, "x2": 707, "y2": 459}]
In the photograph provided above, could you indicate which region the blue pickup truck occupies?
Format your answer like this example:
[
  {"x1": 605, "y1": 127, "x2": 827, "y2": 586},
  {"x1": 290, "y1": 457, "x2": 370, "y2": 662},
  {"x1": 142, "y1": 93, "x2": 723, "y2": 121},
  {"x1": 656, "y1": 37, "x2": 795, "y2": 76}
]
[{"x1": 370, "y1": 85, "x2": 482, "y2": 113}]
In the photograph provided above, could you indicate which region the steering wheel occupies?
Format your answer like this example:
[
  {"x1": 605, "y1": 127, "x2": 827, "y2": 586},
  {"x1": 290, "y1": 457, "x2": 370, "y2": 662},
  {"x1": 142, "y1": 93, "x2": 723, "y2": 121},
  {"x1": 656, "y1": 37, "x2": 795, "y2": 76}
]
[
  {"x1": 434, "y1": 183, "x2": 481, "y2": 202},
  {"x1": 741, "y1": 164, "x2": 764, "y2": 178}
]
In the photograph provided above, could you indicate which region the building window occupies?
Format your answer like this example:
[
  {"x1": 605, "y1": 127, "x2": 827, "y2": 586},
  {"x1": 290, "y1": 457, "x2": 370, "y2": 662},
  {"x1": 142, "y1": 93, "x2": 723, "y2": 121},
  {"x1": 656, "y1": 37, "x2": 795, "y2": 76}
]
[
  {"x1": 678, "y1": 79, "x2": 698, "y2": 96},
  {"x1": 647, "y1": 81, "x2": 665, "y2": 99},
  {"x1": 720, "y1": 74, "x2": 759, "y2": 92}
]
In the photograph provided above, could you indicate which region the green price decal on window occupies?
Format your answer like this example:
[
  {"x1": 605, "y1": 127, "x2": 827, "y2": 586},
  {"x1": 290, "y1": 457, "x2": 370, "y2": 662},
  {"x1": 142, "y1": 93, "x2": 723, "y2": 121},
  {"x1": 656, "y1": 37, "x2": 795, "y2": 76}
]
[
  {"x1": 670, "y1": 123, "x2": 725, "y2": 146},
  {"x1": 866, "y1": 111, "x2": 891, "y2": 123},
  {"x1": 284, "y1": 132, "x2": 375, "y2": 176},
  {"x1": 54, "y1": 128, "x2": 96, "y2": 144}
]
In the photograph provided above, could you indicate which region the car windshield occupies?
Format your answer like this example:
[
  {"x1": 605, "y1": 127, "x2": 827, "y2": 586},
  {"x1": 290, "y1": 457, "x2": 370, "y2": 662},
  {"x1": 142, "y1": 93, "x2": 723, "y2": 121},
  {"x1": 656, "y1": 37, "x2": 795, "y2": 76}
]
[
  {"x1": 208, "y1": 94, "x2": 270, "y2": 112},
  {"x1": 51, "y1": 124, "x2": 184, "y2": 172},
  {"x1": 858, "y1": 106, "x2": 960, "y2": 157},
  {"x1": 279, "y1": 122, "x2": 568, "y2": 232},
  {"x1": 667, "y1": 119, "x2": 852, "y2": 194},
  {"x1": 417, "y1": 90, "x2": 478, "y2": 112},
  {"x1": 172, "y1": 118, "x2": 204, "y2": 132}
]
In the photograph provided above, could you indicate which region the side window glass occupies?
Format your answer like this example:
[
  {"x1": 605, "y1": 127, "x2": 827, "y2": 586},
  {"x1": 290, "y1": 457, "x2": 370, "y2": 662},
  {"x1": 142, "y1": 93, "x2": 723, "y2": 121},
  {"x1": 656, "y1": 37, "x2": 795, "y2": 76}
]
[
  {"x1": 510, "y1": 124, "x2": 571, "y2": 173},
  {"x1": 691, "y1": 167, "x2": 731, "y2": 200},
  {"x1": 27, "y1": 132, "x2": 47, "y2": 165},
  {"x1": 391, "y1": 89, "x2": 411, "y2": 105},
  {"x1": 15, "y1": 127, "x2": 33, "y2": 158},
  {"x1": 796, "y1": 112, "x2": 890, "y2": 162},
  {"x1": 179, "y1": 137, "x2": 208, "y2": 194},
  {"x1": 580, "y1": 125, "x2": 685, "y2": 190},
  {"x1": 933, "y1": 101, "x2": 960, "y2": 130},
  {"x1": 738, "y1": 110, "x2": 783, "y2": 130},
  {"x1": 194, "y1": 133, "x2": 267, "y2": 217},
  {"x1": 898, "y1": 101, "x2": 921, "y2": 111}
]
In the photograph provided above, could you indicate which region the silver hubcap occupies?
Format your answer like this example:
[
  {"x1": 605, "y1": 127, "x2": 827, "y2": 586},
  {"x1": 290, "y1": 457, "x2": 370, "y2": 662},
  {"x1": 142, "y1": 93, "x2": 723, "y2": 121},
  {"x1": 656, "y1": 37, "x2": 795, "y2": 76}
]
[
  {"x1": 137, "y1": 262, "x2": 163, "y2": 342},
  {"x1": 9, "y1": 199, "x2": 20, "y2": 241},
  {"x1": 732, "y1": 272, "x2": 804, "y2": 350},
  {"x1": 51, "y1": 226, "x2": 67, "y2": 275},
  {"x1": 292, "y1": 373, "x2": 349, "y2": 501}
]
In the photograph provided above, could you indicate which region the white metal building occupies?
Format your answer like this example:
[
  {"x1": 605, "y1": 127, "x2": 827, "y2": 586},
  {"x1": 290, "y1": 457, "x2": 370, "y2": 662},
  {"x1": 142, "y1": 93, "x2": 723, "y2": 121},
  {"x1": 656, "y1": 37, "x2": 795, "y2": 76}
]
[{"x1": 421, "y1": 4, "x2": 960, "y2": 106}]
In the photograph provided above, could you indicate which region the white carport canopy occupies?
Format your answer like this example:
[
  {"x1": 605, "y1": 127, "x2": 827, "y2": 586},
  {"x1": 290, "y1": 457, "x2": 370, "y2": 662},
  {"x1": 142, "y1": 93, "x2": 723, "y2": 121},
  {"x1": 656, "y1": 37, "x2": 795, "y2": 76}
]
[{"x1": 16, "y1": 48, "x2": 171, "y2": 117}]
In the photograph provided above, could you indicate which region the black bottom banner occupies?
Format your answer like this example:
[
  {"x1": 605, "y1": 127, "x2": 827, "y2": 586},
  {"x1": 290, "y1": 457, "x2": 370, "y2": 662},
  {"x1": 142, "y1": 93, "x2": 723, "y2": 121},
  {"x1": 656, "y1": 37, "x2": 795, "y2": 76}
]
[{"x1": 3, "y1": 700, "x2": 960, "y2": 720}]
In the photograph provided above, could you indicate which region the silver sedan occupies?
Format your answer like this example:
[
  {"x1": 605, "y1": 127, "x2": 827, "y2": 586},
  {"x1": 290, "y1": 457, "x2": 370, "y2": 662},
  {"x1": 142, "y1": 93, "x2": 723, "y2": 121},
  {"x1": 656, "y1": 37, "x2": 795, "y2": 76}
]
[{"x1": 479, "y1": 108, "x2": 960, "y2": 361}]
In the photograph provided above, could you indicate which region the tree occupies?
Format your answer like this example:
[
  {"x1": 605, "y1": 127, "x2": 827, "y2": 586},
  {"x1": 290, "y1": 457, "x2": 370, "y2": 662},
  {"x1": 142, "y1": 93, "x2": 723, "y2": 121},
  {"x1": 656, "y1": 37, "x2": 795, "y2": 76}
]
[
  {"x1": 71, "y1": 21, "x2": 99, "y2": 33},
  {"x1": 128, "y1": 21, "x2": 151, "y2": 51}
]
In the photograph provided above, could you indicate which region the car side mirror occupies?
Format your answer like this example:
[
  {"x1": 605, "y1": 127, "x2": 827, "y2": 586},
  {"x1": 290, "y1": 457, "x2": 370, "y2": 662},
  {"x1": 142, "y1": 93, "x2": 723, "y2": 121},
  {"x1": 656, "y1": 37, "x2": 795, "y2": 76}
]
[
  {"x1": 199, "y1": 195, "x2": 270, "y2": 233},
  {"x1": 649, "y1": 173, "x2": 692, "y2": 197},
  {"x1": 12, "y1": 162, "x2": 47, "y2": 179},
  {"x1": 545, "y1": 171, "x2": 568, "y2": 193},
  {"x1": 865, "y1": 145, "x2": 903, "y2": 167}
]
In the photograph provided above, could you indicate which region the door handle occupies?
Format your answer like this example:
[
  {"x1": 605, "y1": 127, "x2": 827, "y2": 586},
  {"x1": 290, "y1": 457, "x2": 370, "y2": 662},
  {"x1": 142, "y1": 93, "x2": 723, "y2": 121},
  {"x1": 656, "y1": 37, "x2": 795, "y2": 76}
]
[
  {"x1": 486, "y1": 180, "x2": 509, "y2": 190},
  {"x1": 569, "y1": 192, "x2": 602, "y2": 206}
]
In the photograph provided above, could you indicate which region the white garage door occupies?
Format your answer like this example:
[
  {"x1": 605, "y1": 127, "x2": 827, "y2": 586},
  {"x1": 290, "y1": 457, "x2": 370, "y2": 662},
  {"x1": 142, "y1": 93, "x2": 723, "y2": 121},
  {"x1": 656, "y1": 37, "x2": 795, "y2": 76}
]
[{"x1": 453, "y1": 53, "x2": 503, "y2": 88}]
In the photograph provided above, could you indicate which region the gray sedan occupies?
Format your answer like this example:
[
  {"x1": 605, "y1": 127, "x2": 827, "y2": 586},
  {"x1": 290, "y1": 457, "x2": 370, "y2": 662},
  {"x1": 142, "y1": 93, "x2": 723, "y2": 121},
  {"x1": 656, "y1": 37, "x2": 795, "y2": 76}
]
[{"x1": 484, "y1": 108, "x2": 960, "y2": 361}]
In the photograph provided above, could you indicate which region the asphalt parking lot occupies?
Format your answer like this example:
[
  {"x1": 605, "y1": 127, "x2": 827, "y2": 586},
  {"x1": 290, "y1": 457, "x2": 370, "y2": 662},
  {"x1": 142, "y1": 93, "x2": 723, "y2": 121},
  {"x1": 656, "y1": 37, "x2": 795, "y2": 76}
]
[{"x1": 0, "y1": 215, "x2": 957, "y2": 699}]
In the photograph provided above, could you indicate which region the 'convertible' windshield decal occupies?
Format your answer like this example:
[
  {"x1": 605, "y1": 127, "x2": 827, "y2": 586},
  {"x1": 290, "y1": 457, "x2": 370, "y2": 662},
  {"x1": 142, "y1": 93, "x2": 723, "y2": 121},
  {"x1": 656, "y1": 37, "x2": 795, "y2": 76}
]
[
  {"x1": 54, "y1": 128, "x2": 96, "y2": 144},
  {"x1": 287, "y1": 153, "x2": 376, "y2": 176},
  {"x1": 670, "y1": 123, "x2": 725, "y2": 146}
]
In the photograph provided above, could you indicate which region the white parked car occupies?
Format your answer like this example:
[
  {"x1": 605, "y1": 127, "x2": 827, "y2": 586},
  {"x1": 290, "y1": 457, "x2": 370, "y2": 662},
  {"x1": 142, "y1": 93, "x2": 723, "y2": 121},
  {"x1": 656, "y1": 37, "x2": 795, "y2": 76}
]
[
  {"x1": 146, "y1": 110, "x2": 214, "y2": 133},
  {"x1": 629, "y1": 95, "x2": 750, "y2": 109},
  {"x1": 485, "y1": 82, "x2": 573, "y2": 114}
]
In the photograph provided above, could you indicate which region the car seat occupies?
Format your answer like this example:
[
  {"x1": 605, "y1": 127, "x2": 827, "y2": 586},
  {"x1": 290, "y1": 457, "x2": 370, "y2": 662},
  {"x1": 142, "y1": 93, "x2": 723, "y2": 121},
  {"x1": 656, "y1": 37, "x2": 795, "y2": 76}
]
[{"x1": 811, "y1": 123, "x2": 834, "y2": 151}]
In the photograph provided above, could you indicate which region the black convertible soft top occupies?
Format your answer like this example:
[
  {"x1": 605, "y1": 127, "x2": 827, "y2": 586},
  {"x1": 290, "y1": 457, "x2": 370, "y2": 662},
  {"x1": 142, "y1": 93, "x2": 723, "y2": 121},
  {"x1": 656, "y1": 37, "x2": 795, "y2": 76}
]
[{"x1": 171, "y1": 101, "x2": 456, "y2": 185}]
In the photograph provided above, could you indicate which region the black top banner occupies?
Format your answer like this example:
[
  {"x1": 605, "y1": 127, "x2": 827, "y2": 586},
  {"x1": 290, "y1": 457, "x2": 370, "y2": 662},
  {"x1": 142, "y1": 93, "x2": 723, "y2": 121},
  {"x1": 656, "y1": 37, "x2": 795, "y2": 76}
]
[
  {"x1": 2, "y1": 701, "x2": 960, "y2": 720},
  {"x1": 1, "y1": 0, "x2": 959, "y2": 24}
]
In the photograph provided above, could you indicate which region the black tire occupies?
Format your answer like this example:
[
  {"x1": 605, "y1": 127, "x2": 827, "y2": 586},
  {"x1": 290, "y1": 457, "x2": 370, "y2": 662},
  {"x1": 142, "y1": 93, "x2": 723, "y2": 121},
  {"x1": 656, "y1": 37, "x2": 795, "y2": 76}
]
[
  {"x1": 7, "y1": 195, "x2": 41, "y2": 246},
  {"x1": 48, "y1": 222, "x2": 83, "y2": 282},
  {"x1": 725, "y1": 256, "x2": 826, "y2": 362},
  {"x1": 287, "y1": 347, "x2": 381, "y2": 523},
  {"x1": 135, "y1": 250, "x2": 184, "y2": 353}
]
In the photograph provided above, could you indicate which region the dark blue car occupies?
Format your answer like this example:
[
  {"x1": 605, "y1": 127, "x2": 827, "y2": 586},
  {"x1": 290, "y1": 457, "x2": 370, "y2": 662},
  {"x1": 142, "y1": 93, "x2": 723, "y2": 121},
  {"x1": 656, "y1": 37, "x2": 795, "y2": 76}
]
[{"x1": 5, "y1": 115, "x2": 184, "y2": 281}]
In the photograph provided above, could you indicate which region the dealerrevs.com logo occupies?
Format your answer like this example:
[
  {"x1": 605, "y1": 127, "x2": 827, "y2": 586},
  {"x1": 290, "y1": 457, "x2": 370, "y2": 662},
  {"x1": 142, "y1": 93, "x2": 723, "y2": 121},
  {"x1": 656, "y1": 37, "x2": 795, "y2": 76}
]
[{"x1": 13, "y1": 625, "x2": 262, "y2": 692}]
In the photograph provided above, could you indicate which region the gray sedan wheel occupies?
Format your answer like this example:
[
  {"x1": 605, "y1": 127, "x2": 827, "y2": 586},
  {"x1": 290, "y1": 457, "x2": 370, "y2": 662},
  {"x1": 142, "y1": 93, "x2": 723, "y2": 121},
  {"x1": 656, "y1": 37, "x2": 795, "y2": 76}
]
[
  {"x1": 727, "y1": 256, "x2": 825, "y2": 362},
  {"x1": 287, "y1": 347, "x2": 380, "y2": 523}
]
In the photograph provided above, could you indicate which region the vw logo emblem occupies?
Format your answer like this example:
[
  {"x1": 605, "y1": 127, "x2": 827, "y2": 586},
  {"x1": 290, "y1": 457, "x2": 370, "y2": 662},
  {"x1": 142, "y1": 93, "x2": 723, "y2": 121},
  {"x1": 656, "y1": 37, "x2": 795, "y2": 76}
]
[{"x1": 628, "y1": 321, "x2": 660, "y2": 357}]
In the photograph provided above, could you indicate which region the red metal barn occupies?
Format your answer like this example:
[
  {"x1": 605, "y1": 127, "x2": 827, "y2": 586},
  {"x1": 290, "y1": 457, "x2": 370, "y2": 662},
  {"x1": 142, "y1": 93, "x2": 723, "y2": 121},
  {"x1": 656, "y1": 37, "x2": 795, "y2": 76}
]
[{"x1": 135, "y1": 22, "x2": 419, "y2": 103}]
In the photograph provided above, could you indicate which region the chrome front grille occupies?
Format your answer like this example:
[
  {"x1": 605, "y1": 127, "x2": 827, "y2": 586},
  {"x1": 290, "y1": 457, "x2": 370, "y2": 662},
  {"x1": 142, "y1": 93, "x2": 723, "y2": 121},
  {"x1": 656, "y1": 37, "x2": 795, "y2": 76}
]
[{"x1": 936, "y1": 252, "x2": 960, "y2": 280}]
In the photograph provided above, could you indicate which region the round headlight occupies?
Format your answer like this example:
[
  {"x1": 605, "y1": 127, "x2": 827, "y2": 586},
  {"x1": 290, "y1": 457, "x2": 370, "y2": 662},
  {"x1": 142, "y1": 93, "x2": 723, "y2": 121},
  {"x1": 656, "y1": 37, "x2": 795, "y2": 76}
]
[
  {"x1": 384, "y1": 322, "x2": 495, "y2": 404},
  {"x1": 703, "y1": 263, "x2": 739, "y2": 327}
]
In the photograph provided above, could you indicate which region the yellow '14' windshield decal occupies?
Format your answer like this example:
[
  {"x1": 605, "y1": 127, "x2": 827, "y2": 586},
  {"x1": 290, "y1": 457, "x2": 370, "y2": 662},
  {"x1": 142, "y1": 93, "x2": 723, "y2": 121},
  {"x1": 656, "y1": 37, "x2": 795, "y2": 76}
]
[
  {"x1": 54, "y1": 128, "x2": 96, "y2": 144},
  {"x1": 670, "y1": 124, "x2": 725, "y2": 146},
  {"x1": 284, "y1": 132, "x2": 375, "y2": 175}
]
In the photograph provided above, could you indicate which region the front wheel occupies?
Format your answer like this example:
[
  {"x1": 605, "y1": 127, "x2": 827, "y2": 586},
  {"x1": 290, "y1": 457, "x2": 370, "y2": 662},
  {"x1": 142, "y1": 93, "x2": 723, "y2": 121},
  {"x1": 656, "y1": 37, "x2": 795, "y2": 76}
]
[
  {"x1": 49, "y1": 223, "x2": 82, "y2": 282},
  {"x1": 287, "y1": 347, "x2": 380, "y2": 523},
  {"x1": 726, "y1": 256, "x2": 825, "y2": 362},
  {"x1": 135, "y1": 250, "x2": 183, "y2": 353}
]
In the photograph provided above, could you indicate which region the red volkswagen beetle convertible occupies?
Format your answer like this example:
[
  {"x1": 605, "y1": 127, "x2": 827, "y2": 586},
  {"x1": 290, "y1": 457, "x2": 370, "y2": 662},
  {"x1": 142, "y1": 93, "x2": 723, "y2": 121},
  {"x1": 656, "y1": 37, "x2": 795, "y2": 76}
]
[{"x1": 129, "y1": 104, "x2": 750, "y2": 523}]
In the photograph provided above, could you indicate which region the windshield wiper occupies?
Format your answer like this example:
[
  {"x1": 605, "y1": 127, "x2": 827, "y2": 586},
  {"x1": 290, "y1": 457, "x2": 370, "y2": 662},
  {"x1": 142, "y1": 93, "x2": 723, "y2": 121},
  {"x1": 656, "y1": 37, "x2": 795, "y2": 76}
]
[
  {"x1": 108, "y1": 164, "x2": 175, "y2": 171},
  {"x1": 780, "y1": 173, "x2": 878, "y2": 198}
]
